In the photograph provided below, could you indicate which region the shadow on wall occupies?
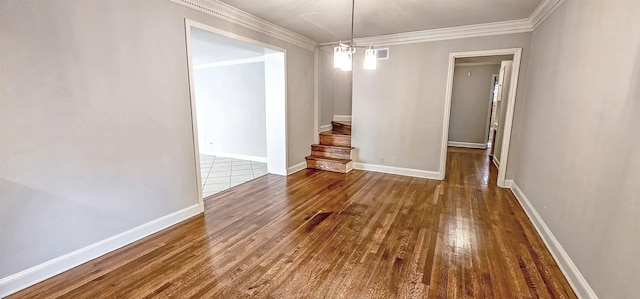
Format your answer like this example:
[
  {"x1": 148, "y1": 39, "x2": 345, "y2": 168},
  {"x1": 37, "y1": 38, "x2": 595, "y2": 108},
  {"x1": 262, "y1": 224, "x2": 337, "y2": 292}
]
[{"x1": 0, "y1": 179, "x2": 133, "y2": 278}]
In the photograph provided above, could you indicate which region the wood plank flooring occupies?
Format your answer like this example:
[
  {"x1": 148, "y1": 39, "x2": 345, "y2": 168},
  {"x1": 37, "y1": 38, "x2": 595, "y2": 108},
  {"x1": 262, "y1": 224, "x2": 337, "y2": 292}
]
[{"x1": 9, "y1": 147, "x2": 576, "y2": 298}]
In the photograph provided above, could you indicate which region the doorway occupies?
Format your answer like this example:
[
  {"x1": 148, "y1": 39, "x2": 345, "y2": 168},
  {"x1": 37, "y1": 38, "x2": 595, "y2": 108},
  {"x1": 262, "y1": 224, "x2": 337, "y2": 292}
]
[
  {"x1": 441, "y1": 48, "x2": 523, "y2": 188},
  {"x1": 184, "y1": 20, "x2": 288, "y2": 203}
]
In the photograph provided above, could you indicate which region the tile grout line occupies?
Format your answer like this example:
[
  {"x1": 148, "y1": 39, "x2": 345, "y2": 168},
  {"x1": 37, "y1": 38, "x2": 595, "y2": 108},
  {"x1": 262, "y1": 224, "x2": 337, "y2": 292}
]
[{"x1": 202, "y1": 155, "x2": 215, "y2": 189}]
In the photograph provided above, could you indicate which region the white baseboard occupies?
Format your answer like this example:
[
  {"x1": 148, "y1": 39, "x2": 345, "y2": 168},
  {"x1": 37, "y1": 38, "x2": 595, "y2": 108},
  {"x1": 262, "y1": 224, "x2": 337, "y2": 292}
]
[
  {"x1": 509, "y1": 182, "x2": 597, "y2": 299},
  {"x1": 0, "y1": 203, "x2": 204, "y2": 298},
  {"x1": 492, "y1": 156, "x2": 500, "y2": 168},
  {"x1": 287, "y1": 161, "x2": 307, "y2": 175},
  {"x1": 319, "y1": 124, "x2": 332, "y2": 132},
  {"x1": 353, "y1": 162, "x2": 441, "y2": 180},
  {"x1": 199, "y1": 151, "x2": 268, "y2": 163},
  {"x1": 504, "y1": 179, "x2": 514, "y2": 188},
  {"x1": 448, "y1": 141, "x2": 487, "y2": 149},
  {"x1": 333, "y1": 115, "x2": 352, "y2": 122}
]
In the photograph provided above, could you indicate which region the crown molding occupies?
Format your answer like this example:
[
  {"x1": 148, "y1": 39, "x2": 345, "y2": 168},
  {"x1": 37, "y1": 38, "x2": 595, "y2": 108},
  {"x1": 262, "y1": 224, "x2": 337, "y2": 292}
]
[
  {"x1": 171, "y1": 0, "x2": 565, "y2": 49},
  {"x1": 353, "y1": 19, "x2": 532, "y2": 47},
  {"x1": 323, "y1": 0, "x2": 567, "y2": 47},
  {"x1": 169, "y1": 0, "x2": 318, "y2": 51},
  {"x1": 530, "y1": 0, "x2": 567, "y2": 29}
]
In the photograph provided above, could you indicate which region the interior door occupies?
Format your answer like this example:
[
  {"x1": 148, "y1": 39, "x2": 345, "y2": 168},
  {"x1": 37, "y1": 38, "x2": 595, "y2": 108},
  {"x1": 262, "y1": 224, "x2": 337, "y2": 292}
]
[{"x1": 492, "y1": 61, "x2": 513, "y2": 165}]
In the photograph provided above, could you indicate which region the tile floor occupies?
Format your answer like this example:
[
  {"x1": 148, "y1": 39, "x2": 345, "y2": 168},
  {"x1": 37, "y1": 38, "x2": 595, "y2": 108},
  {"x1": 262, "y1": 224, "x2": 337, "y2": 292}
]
[{"x1": 200, "y1": 155, "x2": 268, "y2": 198}]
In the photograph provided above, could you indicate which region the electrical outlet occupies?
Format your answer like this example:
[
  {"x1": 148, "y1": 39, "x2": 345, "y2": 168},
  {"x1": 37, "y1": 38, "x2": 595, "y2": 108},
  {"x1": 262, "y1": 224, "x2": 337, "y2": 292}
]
[
  {"x1": 392, "y1": 157, "x2": 398, "y2": 165},
  {"x1": 379, "y1": 157, "x2": 384, "y2": 164}
]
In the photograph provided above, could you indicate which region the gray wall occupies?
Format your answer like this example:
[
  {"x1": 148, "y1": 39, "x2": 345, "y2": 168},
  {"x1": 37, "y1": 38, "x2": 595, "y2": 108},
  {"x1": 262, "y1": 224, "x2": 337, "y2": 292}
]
[
  {"x1": 352, "y1": 33, "x2": 531, "y2": 172},
  {"x1": 512, "y1": 0, "x2": 640, "y2": 297},
  {"x1": 0, "y1": 0, "x2": 314, "y2": 281},
  {"x1": 194, "y1": 62, "x2": 267, "y2": 158},
  {"x1": 318, "y1": 46, "x2": 352, "y2": 127},
  {"x1": 449, "y1": 64, "x2": 499, "y2": 144}
]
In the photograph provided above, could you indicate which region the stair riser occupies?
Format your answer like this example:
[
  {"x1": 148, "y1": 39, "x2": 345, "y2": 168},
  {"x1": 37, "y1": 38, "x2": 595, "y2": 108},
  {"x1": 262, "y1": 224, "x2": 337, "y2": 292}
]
[
  {"x1": 320, "y1": 135, "x2": 351, "y2": 147},
  {"x1": 310, "y1": 151, "x2": 351, "y2": 160},
  {"x1": 332, "y1": 122, "x2": 351, "y2": 135},
  {"x1": 311, "y1": 150, "x2": 352, "y2": 160},
  {"x1": 310, "y1": 146, "x2": 352, "y2": 159},
  {"x1": 306, "y1": 159, "x2": 352, "y2": 173}
]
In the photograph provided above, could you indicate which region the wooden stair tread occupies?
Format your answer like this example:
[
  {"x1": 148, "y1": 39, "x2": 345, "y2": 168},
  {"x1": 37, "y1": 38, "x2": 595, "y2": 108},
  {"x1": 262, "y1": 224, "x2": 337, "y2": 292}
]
[
  {"x1": 311, "y1": 144, "x2": 354, "y2": 149},
  {"x1": 332, "y1": 120, "x2": 351, "y2": 126},
  {"x1": 305, "y1": 155, "x2": 351, "y2": 163},
  {"x1": 309, "y1": 119, "x2": 353, "y2": 173}
]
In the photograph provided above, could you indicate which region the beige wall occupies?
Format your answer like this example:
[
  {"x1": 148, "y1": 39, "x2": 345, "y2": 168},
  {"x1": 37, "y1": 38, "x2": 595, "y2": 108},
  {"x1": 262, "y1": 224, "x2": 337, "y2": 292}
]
[
  {"x1": 318, "y1": 46, "x2": 352, "y2": 127},
  {"x1": 352, "y1": 33, "x2": 531, "y2": 172},
  {"x1": 512, "y1": 0, "x2": 640, "y2": 297},
  {"x1": 449, "y1": 64, "x2": 500, "y2": 145},
  {"x1": 0, "y1": 0, "x2": 314, "y2": 282}
]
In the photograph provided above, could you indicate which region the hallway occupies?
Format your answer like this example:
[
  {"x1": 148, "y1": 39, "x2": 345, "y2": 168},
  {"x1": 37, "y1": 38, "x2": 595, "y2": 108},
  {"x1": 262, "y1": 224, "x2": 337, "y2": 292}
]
[{"x1": 11, "y1": 148, "x2": 575, "y2": 298}]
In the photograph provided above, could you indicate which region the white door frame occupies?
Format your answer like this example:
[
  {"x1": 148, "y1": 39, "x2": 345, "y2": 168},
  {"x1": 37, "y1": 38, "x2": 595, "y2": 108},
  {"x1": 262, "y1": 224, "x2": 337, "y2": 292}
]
[
  {"x1": 184, "y1": 19, "x2": 288, "y2": 205},
  {"x1": 440, "y1": 48, "x2": 522, "y2": 188},
  {"x1": 484, "y1": 73, "x2": 500, "y2": 146}
]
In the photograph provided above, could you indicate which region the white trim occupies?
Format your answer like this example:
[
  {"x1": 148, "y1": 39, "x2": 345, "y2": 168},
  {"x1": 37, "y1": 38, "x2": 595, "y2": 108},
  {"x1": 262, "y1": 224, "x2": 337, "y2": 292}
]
[
  {"x1": 0, "y1": 204, "x2": 203, "y2": 298},
  {"x1": 447, "y1": 141, "x2": 487, "y2": 149},
  {"x1": 440, "y1": 48, "x2": 523, "y2": 187},
  {"x1": 503, "y1": 179, "x2": 514, "y2": 189},
  {"x1": 333, "y1": 115, "x2": 352, "y2": 122},
  {"x1": 493, "y1": 156, "x2": 500, "y2": 168},
  {"x1": 319, "y1": 0, "x2": 564, "y2": 47},
  {"x1": 509, "y1": 182, "x2": 598, "y2": 299},
  {"x1": 320, "y1": 124, "x2": 332, "y2": 132},
  {"x1": 287, "y1": 161, "x2": 307, "y2": 175},
  {"x1": 185, "y1": 19, "x2": 287, "y2": 54},
  {"x1": 485, "y1": 75, "x2": 499, "y2": 146},
  {"x1": 353, "y1": 163, "x2": 441, "y2": 180},
  {"x1": 455, "y1": 62, "x2": 501, "y2": 67},
  {"x1": 352, "y1": 19, "x2": 531, "y2": 47},
  {"x1": 185, "y1": 19, "x2": 289, "y2": 177},
  {"x1": 199, "y1": 150, "x2": 268, "y2": 163},
  {"x1": 264, "y1": 52, "x2": 289, "y2": 176},
  {"x1": 185, "y1": 20, "x2": 205, "y2": 206},
  {"x1": 169, "y1": 0, "x2": 317, "y2": 50},
  {"x1": 313, "y1": 47, "x2": 320, "y2": 144},
  {"x1": 496, "y1": 54, "x2": 522, "y2": 188},
  {"x1": 530, "y1": 0, "x2": 568, "y2": 29},
  {"x1": 193, "y1": 56, "x2": 264, "y2": 69}
]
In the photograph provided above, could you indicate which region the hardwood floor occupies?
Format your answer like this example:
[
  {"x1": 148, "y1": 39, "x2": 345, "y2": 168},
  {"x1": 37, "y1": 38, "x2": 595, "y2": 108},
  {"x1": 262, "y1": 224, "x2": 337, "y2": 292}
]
[{"x1": 10, "y1": 147, "x2": 576, "y2": 298}]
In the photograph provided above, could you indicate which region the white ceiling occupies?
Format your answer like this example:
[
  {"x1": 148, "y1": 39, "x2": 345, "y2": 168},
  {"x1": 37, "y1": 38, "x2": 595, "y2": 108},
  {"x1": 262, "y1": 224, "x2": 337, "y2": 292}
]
[
  {"x1": 217, "y1": 0, "x2": 544, "y2": 43},
  {"x1": 190, "y1": 27, "x2": 269, "y2": 65}
]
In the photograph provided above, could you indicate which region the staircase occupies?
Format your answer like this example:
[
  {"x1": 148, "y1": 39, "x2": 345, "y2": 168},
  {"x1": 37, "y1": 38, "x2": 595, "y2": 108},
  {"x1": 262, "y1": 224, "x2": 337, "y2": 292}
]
[{"x1": 306, "y1": 121, "x2": 354, "y2": 173}]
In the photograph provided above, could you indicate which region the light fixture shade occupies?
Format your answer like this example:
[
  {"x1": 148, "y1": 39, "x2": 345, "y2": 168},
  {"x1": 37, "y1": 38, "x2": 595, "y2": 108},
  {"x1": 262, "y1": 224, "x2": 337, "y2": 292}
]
[
  {"x1": 334, "y1": 46, "x2": 345, "y2": 68},
  {"x1": 364, "y1": 48, "x2": 377, "y2": 70},
  {"x1": 341, "y1": 51, "x2": 352, "y2": 71}
]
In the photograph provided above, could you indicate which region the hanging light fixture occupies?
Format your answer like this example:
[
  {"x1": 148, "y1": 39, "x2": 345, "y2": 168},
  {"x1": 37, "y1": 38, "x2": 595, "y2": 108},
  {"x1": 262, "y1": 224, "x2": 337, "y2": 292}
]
[
  {"x1": 363, "y1": 45, "x2": 377, "y2": 70},
  {"x1": 333, "y1": 0, "x2": 376, "y2": 71}
]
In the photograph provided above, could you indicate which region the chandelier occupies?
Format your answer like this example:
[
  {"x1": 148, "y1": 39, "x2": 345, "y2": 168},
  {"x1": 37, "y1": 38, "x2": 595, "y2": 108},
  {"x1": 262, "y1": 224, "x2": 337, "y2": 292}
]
[{"x1": 333, "y1": 0, "x2": 377, "y2": 71}]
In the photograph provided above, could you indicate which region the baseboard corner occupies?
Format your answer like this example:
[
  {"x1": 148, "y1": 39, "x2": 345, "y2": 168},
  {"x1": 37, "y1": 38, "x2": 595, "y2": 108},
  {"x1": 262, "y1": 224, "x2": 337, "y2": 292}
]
[
  {"x1": 447, "y1": 141, "x2": 487, "y2": 149},
  {"x1": 353, "y1": 162, "x2": 441, "y2": 180},
  {"x1": 509, "y1": 181, "x2": 598, "y2": 299},
  {"x1": 0, "y1": 203, "x2": 203, "y2": 298},
  {"x1": 333, "y1": 115, "x2": 352, "y2": 122},
  {"x1": 287, "y1": 161, "x2": 307, "y2": 175}
]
